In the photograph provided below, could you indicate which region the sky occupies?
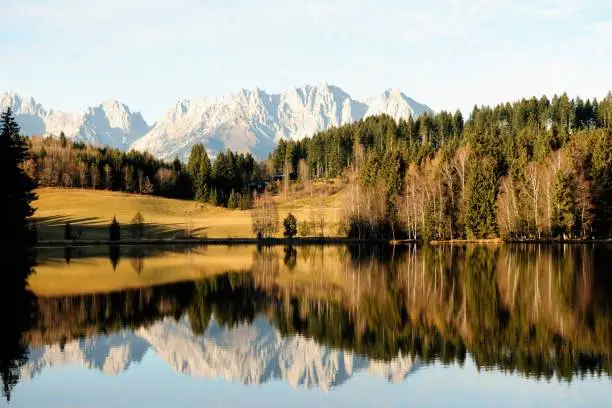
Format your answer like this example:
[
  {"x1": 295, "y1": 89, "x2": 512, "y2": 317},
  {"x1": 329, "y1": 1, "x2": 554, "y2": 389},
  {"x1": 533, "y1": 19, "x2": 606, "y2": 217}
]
[
  {"x1": 1, "y1": 0, "x2": 611, "y2": 122},
  {"x1": 7, "y1": 350, "x2": 612, "y2": 407}
]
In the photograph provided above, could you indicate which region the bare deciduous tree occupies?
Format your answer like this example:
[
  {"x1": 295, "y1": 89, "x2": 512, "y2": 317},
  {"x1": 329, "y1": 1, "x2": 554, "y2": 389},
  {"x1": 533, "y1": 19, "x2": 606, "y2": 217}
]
[
  {"x1": 104, "y1": 164, "x2": 113, "y2": 190},
  {"x1": 141, "y1": 176, "x2": 154, "y2": 195},
  {"x1": 525, "y1": 162, "x2": 542, "y2": 238},
  {"x1": 452, "y1": 145, "x2": 470, "y2": 201},
  {"x1": 78, "y1": 161, "x2": 88, "y2": 188},
  {"x1": 251, "y1": 192, "x2": 279, "y2": 238},
  {"x1": 62, "y1": 172, "x2": 72, "y2": 188},
  {"x1": 90, "y1": 165, "x2": 100, "y2": 190},
  {"x1": 156, "y1": 168, "x2": 175, "y2": 192},
  {"x1": 123, "y1": 166, "x2": 133, "y2": 192}
]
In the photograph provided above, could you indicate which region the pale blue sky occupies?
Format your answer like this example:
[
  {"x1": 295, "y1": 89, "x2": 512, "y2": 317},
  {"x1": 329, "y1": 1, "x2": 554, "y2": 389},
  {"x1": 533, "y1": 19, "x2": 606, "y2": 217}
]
[{"x1": 1, "y1": 0, "x2": 611, "y2": 121}]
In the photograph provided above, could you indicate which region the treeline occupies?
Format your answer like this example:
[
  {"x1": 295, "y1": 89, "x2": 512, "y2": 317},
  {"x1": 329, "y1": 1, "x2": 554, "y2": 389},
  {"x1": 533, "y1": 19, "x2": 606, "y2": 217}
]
[
  {"x1": 25, "y1": 135, "x2": 263, "y2": 207},
  {"x1": 26, "y1": 134, "x2": 192, "y2": 198},
  {"x1": 271, "y1": 93, "x2": 612, "y2": 239},
  {"x1": 186, "y1": 144, "x2": 259, "y2": 208}
]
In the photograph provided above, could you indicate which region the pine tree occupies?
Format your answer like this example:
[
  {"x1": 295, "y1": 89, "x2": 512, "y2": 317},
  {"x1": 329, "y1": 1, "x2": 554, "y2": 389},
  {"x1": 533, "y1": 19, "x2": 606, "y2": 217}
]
[
  {"x1": 239, "y1": 193, "x2": 250, "y2": 210},
  {"x1": 209, "y1": 189, "x2": 218, "y2": 206},
  {"x1": 0, "y1": 108, "x2": 37, "y2": 247},
  {"x1": 227, "y1": 190, "x2": 238, "y2": 209},
  {"x1": 465, "y1": 156, "x2": 499, "y2": 238},
  {"x1": 213, "y1": 150, "x2": 236, "y2": 192},
  {"x1": 109, "y1": 216, "x2": 121, "y2": 241},
  {"x1": 553, "y1": 172, "x2": 577, "y2": 238},
  {"x1": 283, "y1": 213, "x2": 298, "y2": 238},
  {"x1": 188, "y1": 144, "x2": 211, "y2": 202}
]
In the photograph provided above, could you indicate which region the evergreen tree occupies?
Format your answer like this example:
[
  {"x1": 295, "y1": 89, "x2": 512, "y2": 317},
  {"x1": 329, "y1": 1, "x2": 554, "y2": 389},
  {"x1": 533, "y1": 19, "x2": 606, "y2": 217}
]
[
  {"x1": 187, "y1": 144, "x2": 211, "y2": 202},
  {"x1": 283, "y1": 213, "x2": 298, "y2": 238},
  {"x1": 553, "y1": 172, "x2": 577, "y2": 238},
  {"x1": 213, "y1": 150, "x2": 236, "y2": 194},
  {"x1": 465, "y1": 156, "x2": 499, "y2": 238},
  {"x1": 0, "y1": 108, "x2": 37, "y2": 247},
  {"x1": 227, "y1": 190, "x2": 238, "y2": 209},
  {"x1": 239, "y1": 193, "x2": 250, "y2": 210},
  {"x1": 209, "y1": 188, "x2": 218, "y2": 206},
  {"x1": 109, "y1": 216, "x2": 121, "y2": 241}
]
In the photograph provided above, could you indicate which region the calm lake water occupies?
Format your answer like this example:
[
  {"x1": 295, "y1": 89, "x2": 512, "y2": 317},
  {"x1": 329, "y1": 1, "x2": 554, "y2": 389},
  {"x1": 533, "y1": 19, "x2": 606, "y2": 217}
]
[{"x1": 2, "y1": 244, "x2": 612, "y2": 407}]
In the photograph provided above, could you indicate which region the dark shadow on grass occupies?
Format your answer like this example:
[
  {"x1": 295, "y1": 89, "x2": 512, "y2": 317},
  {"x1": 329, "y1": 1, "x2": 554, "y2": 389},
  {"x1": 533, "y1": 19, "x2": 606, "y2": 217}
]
[{"x1": 32, "y1": 215, "x2": 210, "y2": 241}]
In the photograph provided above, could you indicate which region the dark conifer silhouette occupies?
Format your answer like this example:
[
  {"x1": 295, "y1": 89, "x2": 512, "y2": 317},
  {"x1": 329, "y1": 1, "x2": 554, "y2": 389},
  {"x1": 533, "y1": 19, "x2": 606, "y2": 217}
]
[
  {"x1": 109, "y1": 216, "x2": 121, "y2": 241},
  {"x1": 0, "y1": 108, "x2": 38, "y2": 401},
  {"x1": 0, "y1": 108, "x2": 37, "y2": 246}
]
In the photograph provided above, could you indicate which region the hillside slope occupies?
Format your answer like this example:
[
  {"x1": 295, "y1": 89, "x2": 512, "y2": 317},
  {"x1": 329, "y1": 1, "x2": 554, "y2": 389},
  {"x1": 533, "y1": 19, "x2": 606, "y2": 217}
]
[{"x1": 33, "y1": 187, "x2": 345, "y2": 240}]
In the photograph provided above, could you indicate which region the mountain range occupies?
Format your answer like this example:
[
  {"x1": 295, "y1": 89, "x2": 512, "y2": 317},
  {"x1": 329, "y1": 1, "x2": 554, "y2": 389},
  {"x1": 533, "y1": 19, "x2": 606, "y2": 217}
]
[
  {"x1": 1, "y1": 84, "x2": 432, "y2": 160},
  {"x1": 22, "y1": 315, "x2": 419, "y2": 392},
  {"x1": 0, "y1": 92, "x2": 150, "y2": 150}
]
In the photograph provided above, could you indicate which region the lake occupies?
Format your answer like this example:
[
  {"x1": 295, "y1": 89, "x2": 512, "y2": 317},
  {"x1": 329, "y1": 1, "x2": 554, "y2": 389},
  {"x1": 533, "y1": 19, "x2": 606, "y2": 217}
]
[{"x1": 2, "y1": 244, "x2": 612, "y2": 407}]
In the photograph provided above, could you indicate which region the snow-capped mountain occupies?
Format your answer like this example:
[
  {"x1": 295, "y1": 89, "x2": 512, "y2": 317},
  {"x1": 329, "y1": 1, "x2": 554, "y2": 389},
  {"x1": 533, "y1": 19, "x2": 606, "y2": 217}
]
[
  {"x1": 131, "y1": 83, "x2": 432, "y2": 160},
  {"x1": 0, "y1": 92, "x2": 150, "y2": 150},
  {"x1": 1, "y1": 84, "x2": 432, "y2": 159},
  {"x1": 22, "y1": 315, "x2": 419, "y2": 391},
  {"x1": 365, "y1": 88, "x2": 432, "y2": 120}
]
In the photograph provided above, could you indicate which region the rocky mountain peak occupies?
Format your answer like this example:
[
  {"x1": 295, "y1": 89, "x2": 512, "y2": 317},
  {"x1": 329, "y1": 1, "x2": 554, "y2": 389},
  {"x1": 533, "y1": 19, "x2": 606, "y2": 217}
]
[{"x1": 1, "y1": 84, "x2": 432, "y2": 158}]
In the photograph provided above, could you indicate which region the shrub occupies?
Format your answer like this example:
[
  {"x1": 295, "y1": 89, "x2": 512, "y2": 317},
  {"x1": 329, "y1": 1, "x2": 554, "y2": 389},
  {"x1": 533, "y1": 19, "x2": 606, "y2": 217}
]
[{"x1": 299, "y1": 220, "x2": 312, "y2": 237}]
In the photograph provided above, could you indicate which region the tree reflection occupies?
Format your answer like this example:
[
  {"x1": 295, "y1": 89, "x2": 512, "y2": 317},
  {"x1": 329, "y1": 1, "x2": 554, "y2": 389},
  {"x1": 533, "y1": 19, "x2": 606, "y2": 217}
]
[
  {"x1": 12, "y1": 244, "x2": 612, "y2": 387},
  {"x1": 129, "y1": 247, "x2": 145, "y2": 274},
  {"x1": 0, "y1": 246, "x2": 37, "y2": 401},
  {"x1": 108, "y1": 245, "x2": 120, "y2": 271},
  {"x1": 283, "y1": 246, "x2": 297, "y2": 270}
]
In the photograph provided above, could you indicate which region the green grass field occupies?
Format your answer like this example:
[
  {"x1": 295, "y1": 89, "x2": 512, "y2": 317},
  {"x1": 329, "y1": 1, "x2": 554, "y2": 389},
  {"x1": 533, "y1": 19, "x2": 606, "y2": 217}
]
[{"x1": 33, "y1": 187, "x2": 345, "y2": 240}]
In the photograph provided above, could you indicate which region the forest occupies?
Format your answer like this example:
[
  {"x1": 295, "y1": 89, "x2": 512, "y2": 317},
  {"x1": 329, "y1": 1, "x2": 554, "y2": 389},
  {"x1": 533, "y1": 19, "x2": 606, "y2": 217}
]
[
  {"x1": 24, "y1": 132, "x2": 259, "y2": 208},
  {"x1": 271, "y1": 92, "x2": 612, "y2": 240}
]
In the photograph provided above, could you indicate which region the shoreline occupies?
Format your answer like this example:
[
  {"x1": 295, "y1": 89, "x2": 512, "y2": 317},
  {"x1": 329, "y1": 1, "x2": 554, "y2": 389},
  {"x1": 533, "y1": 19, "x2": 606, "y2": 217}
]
[
  {"x1": 32, "y1": 237, "x2": 612, "y2": 248},
  {"x1": 34, "y1": 237, "x2": 406, "y2": 248},
  {"x1": 430, "y1": 238, "x2": 612, "y2": 244}
]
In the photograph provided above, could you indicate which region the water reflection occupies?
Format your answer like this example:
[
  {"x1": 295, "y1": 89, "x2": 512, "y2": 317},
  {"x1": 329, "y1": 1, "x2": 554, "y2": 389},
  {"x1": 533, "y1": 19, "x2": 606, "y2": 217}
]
[
  {"x1": 0, "y1": 246, "x2": 37, "y2": 402},
  {"x1": 5, "y1": 244, "x2": 612, "y2": 402}
]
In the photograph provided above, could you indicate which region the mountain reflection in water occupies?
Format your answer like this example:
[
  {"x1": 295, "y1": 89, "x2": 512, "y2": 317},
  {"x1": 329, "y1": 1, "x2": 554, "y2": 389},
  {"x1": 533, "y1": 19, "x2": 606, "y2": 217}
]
[{"x1": 2, "y1": 244, "x2": 612, "y2": 404}]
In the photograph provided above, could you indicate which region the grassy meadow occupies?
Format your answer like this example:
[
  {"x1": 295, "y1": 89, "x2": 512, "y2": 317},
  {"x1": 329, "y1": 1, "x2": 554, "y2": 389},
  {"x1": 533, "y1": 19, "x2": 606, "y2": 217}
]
[{"x1": 33, "y1": 185, "x2": 346, "y2": 241}]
